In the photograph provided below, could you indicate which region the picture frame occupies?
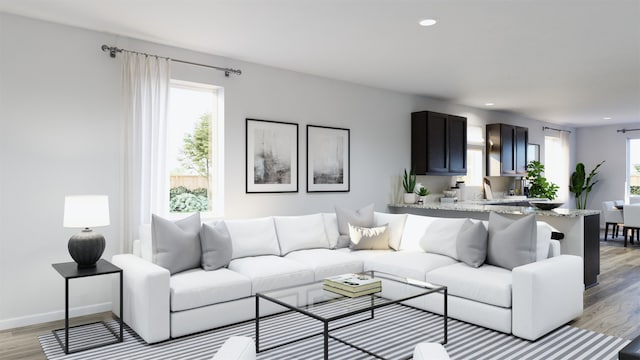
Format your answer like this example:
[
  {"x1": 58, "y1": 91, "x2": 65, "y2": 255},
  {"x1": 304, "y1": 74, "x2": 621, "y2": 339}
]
[
  {"x1": 306, "y1": 125, "x2": 350, "y2": 192},
  {"x1": 246, "y1": 118, "x2": 298, "y2": 193},
  {"x1": 527, "y1": 143, "x2": 540, "y2": 163}
]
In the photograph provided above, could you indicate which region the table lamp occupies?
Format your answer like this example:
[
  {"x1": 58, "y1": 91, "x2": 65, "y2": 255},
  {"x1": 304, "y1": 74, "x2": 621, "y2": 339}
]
[{"x1": 63, "y1": 195, "x2": 110, "y2": 268}]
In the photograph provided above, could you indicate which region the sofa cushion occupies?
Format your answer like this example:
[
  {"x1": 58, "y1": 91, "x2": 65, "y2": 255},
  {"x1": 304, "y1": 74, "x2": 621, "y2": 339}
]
[
  {"x1": 225, "y1": 217, "x2": 280, "y2": 259},
  {"x1": 169, "y1": 268, "x2": 252, "y2": 311},
  {"x1": 285, "y1": 249, "x2": 363, "y2": 280},
  {"x1": 274, "y1": 214, "x2": 330, "y2": 255},
  {"x1": 456, "y1": 220, "x2": 488, "y2": 268},
  {"x1": 348, "y1": 224, "x2": 390, "y2": 250},
  {"x1": 363, "y1": 251, "x2": 458, "y2": 281},
  {"x1": 419, "y1": 218, "x2": 469, "y2": 260},
  {"x1": 487, "y1": 213, "x2": 537, "y2": 270},
  {"x1": 335, "y1": 204, "x2": 375, "y2": 247},
  {"x1": 426, "y1": 262, "x2": 513, "y2": 308},
  {"x1": 322, "y1": 213, "x2": 340, "y2": 248},
  {"x1": 228, "y1": 255, "x2": 315, "y2": 294},
  {"x1": 152, "y1": 213, "x2": 201, "y2": 275},
  {"x1": 373, "y1": 212, "x2": 408, "y2": 250},
  {"x1": 400, "y1": 215, "x2": 440, "y2": 251},
  {"x1": 335, "y1": 248, "x2": 394, "y2": 261}
]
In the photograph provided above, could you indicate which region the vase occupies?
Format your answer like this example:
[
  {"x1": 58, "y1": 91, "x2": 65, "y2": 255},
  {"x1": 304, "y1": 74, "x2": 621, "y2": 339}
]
[{"x1": 403, "y1": 193, "x2": 417, "y2": 204}]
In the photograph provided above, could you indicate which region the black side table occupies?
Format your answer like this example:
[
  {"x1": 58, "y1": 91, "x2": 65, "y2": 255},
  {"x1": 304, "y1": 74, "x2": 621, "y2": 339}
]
[{"x1": 52, "y1": 259, "x2": 123, "y2": 354}]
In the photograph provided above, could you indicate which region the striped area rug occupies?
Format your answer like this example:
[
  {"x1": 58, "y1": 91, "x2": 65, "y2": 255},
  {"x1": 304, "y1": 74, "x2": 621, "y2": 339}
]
[{"x1": 39, "y1": 302, "x2": 629, "y2": 360}]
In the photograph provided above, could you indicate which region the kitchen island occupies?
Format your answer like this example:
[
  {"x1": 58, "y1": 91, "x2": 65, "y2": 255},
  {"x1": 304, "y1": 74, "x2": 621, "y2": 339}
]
[{"x1": 389, "y1": 202, "x2": 601, "y2": 288}]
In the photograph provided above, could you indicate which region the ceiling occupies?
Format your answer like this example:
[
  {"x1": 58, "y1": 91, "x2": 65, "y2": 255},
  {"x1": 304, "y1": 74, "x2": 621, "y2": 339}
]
[{"x1": 1, "y1": 0, "x2": 639, "y2": 127}]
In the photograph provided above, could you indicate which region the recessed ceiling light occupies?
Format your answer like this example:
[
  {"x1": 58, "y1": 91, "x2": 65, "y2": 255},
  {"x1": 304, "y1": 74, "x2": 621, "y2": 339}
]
[
  {"x1": 603, "y1": 117, "x2": 612, "y2": 120},
  {"x1": 485, "y1": 102, "x2": 495, "y2": 106},
  {"x1": 419, "y1": 19, "x2": 437, "y2": 27}
]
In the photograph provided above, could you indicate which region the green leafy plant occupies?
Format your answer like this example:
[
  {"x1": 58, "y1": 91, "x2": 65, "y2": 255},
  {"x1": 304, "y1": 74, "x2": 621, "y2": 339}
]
[
  {"x1": 169, "y1": 193, "x2": 208, "y2": 212},
  {"x1": 402, "y1": 169, "x2": 416, "y2": 193},
  {"x1": 416, "y1": 186, "x2": 430, "y2": 196},
  {"x1": 569, "y1": 161, "x2": 605, "y2": 209},
  {"x1": 525, "y1": 160, "x2": 559, "y2": 200}
]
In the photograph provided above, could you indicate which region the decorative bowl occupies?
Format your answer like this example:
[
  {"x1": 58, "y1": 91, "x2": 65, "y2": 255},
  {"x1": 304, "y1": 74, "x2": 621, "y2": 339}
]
[
  {"x1": 529, "y1": 200, "x2": 563, "y2": 210},
  {"x1": 442, "y1": 190, "x2": 457, "y2": 198}
]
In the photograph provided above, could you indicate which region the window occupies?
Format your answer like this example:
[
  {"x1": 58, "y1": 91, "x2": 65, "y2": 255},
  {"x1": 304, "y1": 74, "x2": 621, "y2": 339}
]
[
  {"x1": 544, "y1": 135, "x2": 569, "y2": 201},
  {"x1": 627, "y1": 138, "x2": 640, "y2": 202},
  {"x1": 167, "y1": 80, "x2": 223, "y2": 217},
  {"x1": 461, "y1": 125, "x2": 484, "y2": 187}
]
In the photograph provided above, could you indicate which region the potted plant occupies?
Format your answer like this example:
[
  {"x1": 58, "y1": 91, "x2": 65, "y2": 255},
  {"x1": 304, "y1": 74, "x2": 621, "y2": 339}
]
[
  {"x1": 416, "y1": 186, "x2": 430, "y2": 204},
  {"x1": 402, "y1": 169, "x2": 417, "y2": 204},
  {"x1": 569, "y1": 161, "x2": 604, "y2": 209},
  {"x1": 525, "y1": 160, "x2": 559, "y2": 200}
]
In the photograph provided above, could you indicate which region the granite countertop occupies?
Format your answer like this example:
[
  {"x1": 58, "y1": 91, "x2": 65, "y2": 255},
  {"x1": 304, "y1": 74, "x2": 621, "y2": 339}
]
[{"x1": 389, "y1": 201, "x2": 601, "y2": 217}]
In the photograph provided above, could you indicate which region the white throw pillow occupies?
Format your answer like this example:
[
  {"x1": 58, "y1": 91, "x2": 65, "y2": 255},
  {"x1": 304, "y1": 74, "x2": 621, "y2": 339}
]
[
  {"x1": 348, "y1": 223, "x2": 390, "y2": 250},
  {"x1": 274, "y1": 214, "x2": 330, "y2": 255},
  {"x1": 373, "y1": 212, "x2": 407, "y2": 251},
  {"x1": 419, "y1": 218, "x2": 469, "y2": 260},
  {"x1": 224, "y1": 217, "x2": 280, "y2": 259}
]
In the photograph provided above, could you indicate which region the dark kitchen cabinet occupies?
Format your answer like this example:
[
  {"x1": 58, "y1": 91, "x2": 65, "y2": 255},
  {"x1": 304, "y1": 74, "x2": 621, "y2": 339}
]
[
  {"x1": 486, "y1": 123, "x2": 528, "y2": 176},
  {"x1": 411, "y1": 111, "x2": 467, "y2": 175}
]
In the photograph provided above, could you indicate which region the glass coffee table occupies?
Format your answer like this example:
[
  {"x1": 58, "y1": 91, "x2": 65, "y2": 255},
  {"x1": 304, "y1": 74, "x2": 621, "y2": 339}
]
[{"x1": 255, "y1": 271, "x2": 447, "y2": 360}]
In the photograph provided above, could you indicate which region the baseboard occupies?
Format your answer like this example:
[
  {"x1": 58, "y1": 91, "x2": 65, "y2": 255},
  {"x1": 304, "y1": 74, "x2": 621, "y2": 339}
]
[{"x1": 0, "y1": 302, "x2": 112, "y2": 331}]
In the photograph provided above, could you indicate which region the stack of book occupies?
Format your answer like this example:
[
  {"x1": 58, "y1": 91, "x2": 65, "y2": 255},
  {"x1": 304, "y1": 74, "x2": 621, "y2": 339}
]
[{"x1": 323, "y1": 273, "x2": 382, "y2": 298}]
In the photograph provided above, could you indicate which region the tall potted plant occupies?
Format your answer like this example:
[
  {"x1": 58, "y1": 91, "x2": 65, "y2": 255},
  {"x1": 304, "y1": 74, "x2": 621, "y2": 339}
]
[
  {"x1": 570, "y1": 161, "x2": 604, "y2": 209},
  {"x1": 402, "y1": 169, "x2": 417, "y2": 204}
]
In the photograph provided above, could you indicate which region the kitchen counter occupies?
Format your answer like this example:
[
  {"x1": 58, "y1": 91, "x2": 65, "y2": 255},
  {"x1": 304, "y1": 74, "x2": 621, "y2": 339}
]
[
  {"x1": 389, "y1": 201, "x2": 601, "y2": 288},
  {"x1": 389, "y1": 202, "x2": 600, "y2": 218}
]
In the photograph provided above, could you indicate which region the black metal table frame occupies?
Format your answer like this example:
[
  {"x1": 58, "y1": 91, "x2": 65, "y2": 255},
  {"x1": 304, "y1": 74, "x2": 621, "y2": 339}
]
[
  {"x1": 51, "y1": 260, "x2": 123, "y2": 354},
  {"x1": 255, "y1": 271, "x2": 447, "y2": 360}
]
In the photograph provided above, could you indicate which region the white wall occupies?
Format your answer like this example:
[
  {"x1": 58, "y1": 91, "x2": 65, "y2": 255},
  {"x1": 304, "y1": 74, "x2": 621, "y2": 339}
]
[
  {"x1": 0, "y1": 12, "x2": 573, "y2": 329},
  {"x1": 576, "y1": 123, "x2": 640, "y2": 213}
]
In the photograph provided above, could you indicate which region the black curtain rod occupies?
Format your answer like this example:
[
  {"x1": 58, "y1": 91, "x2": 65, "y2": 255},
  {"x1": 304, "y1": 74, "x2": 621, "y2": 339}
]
[
  {"x1": 617, "y1": 128, "x2": 640, "y2": 134},
  {"x1": 101, "y1": 45, "x2": 242, "y2": 77},
  {"x1": 542, "y1": 126, "x2": 572, "y2": 134}
]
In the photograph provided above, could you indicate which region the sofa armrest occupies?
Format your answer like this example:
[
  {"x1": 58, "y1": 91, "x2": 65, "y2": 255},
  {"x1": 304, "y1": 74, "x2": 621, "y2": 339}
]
[
  {"x1": 512, "y1": 255, "x2": 583, "y2": 341},
  {"x1": 111, "y1": 254, "x2": 170, "y2": 343}
]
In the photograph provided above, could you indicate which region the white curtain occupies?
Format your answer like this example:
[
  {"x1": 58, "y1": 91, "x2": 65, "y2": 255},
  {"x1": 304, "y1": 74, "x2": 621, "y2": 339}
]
[{"x1": 122, "y1": 53, "x2": 171, "y2": 252}]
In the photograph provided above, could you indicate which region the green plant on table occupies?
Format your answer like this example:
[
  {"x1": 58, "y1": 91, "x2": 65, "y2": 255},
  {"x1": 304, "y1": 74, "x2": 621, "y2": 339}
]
[
  {"x1": 569, "y1": 160, "x2": 605, "y2": 209},
  {"x1": 525, "y1": 160, "x2": 559, "y2": 200},
  {"x1": 402, "y1": 169, "x2": 416, "y2": 193},
  {"x1": 416, "y1": 186, "x2": 430, "y2": 196}
]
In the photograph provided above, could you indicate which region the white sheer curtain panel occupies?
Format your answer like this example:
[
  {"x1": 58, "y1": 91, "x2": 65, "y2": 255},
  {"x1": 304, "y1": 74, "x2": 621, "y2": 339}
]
[{"x1": 122, "y1": 53, "x2": 171, "y2": 252}]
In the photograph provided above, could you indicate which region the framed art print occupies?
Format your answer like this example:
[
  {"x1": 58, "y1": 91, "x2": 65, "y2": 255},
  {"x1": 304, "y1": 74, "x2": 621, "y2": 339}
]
[
  {"x1": 307, "y1": 125, "x2": 350, "y2": 192},
  {"x1": 246, "y1": 118, "x2": 298, "y2": 193}
]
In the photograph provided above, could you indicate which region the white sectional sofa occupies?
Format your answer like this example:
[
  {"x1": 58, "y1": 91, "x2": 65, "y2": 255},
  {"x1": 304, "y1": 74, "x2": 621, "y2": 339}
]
[{"x1": 111, "y1": 211, "x2": 584, "y2": 345}]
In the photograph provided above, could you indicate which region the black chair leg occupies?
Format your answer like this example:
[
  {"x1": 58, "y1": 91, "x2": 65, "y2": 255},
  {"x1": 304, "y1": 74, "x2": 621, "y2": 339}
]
[
  {"x1": 604, "y1": 223, "x2": 609, "y2": 241},
  {"x1": 624, "y1": 227, "x2": 628, "y2": 247}
]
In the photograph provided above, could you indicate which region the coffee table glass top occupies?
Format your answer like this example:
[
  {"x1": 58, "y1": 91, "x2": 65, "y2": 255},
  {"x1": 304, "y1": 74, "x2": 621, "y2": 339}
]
[{"x1": 257, "y1": 271, "x2": 445, "y2": 321}]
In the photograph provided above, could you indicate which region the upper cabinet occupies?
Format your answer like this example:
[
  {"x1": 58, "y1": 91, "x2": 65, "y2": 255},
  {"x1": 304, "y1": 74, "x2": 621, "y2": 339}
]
[
  {"x1": 411, "y1": 111, "x2": 467, "y2": 175},
  {"x1": 486, "y1": 123, "x2": 528, "y2": 176}
]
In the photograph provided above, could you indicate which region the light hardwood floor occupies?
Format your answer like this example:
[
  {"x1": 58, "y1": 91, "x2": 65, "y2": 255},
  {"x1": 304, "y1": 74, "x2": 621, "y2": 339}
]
[{"x1": 2, "y1": 239, "x2": 639, "y2": 360}]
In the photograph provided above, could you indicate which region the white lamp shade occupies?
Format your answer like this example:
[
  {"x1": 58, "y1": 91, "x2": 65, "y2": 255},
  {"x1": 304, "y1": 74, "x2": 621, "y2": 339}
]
[{"x1": 63, "y1": 195, "x2": 110, "y2": 228}]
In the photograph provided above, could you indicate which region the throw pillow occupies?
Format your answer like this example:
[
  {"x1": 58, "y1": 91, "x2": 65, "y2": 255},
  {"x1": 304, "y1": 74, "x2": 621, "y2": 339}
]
[
  {"x1": 419, "y1": 218, "x2": 469, "y2": 260},
  {"x1": 456, "y1": 219, "x2": 488, "y2": 268},
  {"x1": 151, "y1": 212, "x2": 201, "y2": 275},
  {"x1": 335, "y1": 204, "x2": 375, "y2": 235},
  {"x1": 487, "y1": 212, "x2": 537, "y2": 270},
  {"x1": 200, "y1": 221, "x2": 233, "y2": 271},
  {"x1": 348, "y1": 223, "x2": 390, "y2": 250}
]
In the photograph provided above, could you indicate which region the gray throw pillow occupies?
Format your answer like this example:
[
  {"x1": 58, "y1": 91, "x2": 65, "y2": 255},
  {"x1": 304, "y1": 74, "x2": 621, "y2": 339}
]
[
  {"x1": 152, "y1": 212, "x2": 201, "y2": 275},
  {"x1": 487, "y1": 212, "x2": 537, "y2": 270},
  {"x1": 335, "y1": 204, "x2": 375, "y2": 236},
  {"x1": 456, "y1": 219, "x2": 488, "y2": 268},
  {"x1": 200, "y1": 221, "x2": 233, "y2": 271},
  {"x1": 348, "y1": 223, "x2": 390, "y2": 250}
]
